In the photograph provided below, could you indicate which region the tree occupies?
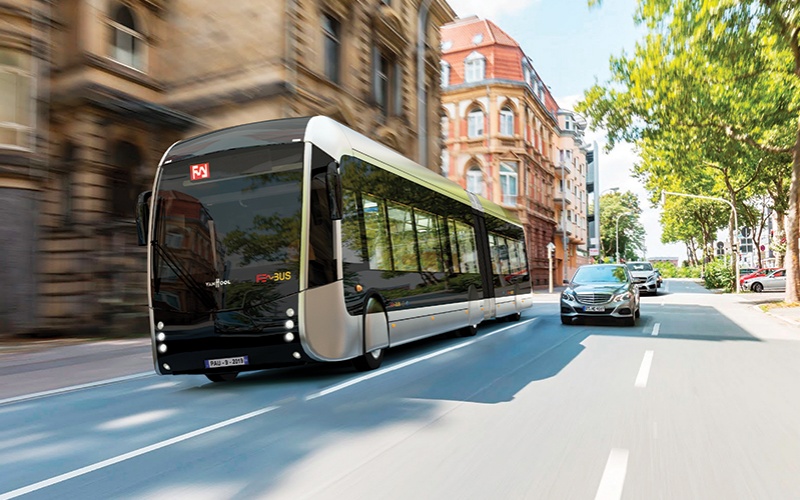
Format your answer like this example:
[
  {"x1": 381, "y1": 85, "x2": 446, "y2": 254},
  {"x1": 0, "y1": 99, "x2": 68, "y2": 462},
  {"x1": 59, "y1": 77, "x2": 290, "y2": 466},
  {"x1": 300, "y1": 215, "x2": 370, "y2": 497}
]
[
  {"x1": 599, "y1": 191, "x2": 646, "y2": 262},
  {"x1": 581, "y1": 0, "x2": 800, "y2": 299}
]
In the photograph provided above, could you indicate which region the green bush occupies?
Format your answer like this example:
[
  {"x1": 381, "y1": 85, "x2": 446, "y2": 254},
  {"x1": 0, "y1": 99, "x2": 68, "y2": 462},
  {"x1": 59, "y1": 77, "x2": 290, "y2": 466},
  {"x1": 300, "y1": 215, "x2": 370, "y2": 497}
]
[
  {"x1": 703, "y1": 258, "x2": 735, "y2": 292},
  {"x1": 676, "y1": 265, "x2": 702, "y2": 278}
]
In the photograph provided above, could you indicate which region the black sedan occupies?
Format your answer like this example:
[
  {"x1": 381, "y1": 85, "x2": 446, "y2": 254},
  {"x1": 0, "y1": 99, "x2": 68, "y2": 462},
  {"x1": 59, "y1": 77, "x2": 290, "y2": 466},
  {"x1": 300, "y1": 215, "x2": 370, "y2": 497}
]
[{"x1": 560, "y1": 264, "x2": 641, "y2": 326}]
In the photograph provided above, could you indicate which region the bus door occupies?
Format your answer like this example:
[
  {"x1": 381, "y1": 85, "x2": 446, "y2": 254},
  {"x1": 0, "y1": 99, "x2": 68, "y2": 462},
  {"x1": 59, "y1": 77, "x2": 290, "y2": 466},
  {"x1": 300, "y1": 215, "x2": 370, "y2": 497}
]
[{"x1": 473, "y1": 211, "x2": 496, "y2": 321}]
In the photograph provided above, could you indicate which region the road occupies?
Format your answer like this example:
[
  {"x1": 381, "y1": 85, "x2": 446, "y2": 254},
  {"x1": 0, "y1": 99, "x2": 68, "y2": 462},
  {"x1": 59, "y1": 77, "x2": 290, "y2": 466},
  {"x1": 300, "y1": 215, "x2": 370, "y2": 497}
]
[{"x1": 2, "y1": 279, "x2": 800, "y2": 499}]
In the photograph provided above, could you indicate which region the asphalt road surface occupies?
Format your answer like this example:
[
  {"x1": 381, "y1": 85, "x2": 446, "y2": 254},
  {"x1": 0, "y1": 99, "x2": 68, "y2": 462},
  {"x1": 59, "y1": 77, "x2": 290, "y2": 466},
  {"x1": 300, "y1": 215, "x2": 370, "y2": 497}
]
[{"x1": 2, "y1": 279, "x2": 800, "y2": 499}]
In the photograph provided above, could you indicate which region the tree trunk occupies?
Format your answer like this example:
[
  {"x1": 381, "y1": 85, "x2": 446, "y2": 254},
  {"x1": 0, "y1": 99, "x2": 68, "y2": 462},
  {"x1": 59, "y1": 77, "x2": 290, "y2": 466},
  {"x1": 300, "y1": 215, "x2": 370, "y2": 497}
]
[
  {"x1": 786, "y1": 115, "x2": 800, "y2": 302},
  {"x1": 776, "y1": 210, "x2": 786, "y2": 268}
]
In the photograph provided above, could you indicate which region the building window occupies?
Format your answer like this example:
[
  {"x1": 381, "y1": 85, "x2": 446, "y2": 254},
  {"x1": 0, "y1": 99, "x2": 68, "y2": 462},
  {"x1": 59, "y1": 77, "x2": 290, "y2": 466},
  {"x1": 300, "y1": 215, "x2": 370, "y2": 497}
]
[
  {"x1": 467, "y1": 108, "x2": 484, "y2": 137},
  {"x1": 441, "y1": 113, "x2": 449, "y2": 142},
  {"x1": 373, "y1": 46, "x2": 402, "y2": 116},
  {"x1": 323, "y1": 14, "x2": 340, "y2": 84},
  {"x1": 441, "y1": 61, "x2": 450, "y2": 88},
  {"x1": 500, "y1": 107, "x2": 514, "y2": 136},
  {"x1": 108, "y1": 4, "x2": 145, "y2": 70},
  {"x1": 0, "y1": 49, "x2": 32, "y2": 149},
  {"x1": 500, "y1": 162, "x2": 517, "y2": 205},
  {"x1": 441, "y1": 149, "x2": 450, "y2": 178},
  {"x1": 466, "y1": 165, "x2": 484, "y2": 196},
  {"x1": 464, "y1": 52, "x2": 485, "y2": 83},
  {"x1": 564, "y1": 115, "x2": 572, "y2": 130}
]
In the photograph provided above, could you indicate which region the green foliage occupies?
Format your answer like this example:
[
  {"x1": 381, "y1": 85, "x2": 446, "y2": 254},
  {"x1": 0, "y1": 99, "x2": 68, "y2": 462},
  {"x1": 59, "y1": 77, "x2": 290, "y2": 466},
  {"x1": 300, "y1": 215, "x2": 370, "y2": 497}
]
[
  {"x1": 703, "y1": 258, "x2": 735, "y2": 292},
  {"x1": 598, "y1": 191, "x2": 646, "y2": 261}
]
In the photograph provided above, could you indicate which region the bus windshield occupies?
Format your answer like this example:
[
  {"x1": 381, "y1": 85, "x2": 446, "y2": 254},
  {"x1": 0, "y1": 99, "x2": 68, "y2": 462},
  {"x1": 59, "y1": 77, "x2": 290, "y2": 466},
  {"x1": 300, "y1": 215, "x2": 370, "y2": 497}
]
[{"x1": 152, "y1": 144, "x2": 304, "y2": 319}]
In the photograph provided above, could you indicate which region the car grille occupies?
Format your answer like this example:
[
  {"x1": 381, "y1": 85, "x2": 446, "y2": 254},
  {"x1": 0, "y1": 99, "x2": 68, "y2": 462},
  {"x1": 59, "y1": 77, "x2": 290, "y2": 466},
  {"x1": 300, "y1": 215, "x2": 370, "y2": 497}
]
[
  {"x1": 576, "y1": 292, "x2": 612, "y2": 304},
  {"x1": 633, "y1": 277, "x2": 647, "y2": 283}
]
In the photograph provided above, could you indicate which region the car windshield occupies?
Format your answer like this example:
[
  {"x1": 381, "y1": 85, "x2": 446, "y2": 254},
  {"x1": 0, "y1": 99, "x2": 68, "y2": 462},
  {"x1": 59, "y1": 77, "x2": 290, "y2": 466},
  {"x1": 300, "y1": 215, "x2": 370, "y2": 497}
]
[
  {"x1": 572, "y1": 266, "x2": 629, "y2": 284},
  {"x1": 626, "y1": 262, "x2": 653, "y2": 272}
]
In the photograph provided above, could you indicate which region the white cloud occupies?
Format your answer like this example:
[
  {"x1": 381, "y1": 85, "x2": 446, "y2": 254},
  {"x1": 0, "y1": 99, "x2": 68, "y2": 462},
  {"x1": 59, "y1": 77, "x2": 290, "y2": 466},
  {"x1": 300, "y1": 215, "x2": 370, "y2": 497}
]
[{"x1": 447, "y1": 0, "x2": 539, "y2": 22}]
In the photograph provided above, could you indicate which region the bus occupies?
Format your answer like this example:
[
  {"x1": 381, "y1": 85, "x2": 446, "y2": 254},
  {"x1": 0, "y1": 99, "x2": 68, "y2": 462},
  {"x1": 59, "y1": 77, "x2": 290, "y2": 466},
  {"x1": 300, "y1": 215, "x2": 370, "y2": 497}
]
[{"x1": 136, "y1": 116, "x2": 532, "y2": 382}]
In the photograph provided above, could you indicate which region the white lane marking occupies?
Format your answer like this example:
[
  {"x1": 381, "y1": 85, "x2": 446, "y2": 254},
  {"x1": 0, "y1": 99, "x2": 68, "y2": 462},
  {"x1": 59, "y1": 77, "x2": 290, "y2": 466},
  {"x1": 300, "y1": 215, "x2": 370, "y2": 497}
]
[
  {"x1": 595, "y1": 448, "x2": 629, "y2": 500},
  {"x1": 0, "y1": 372, "x2": 155, "y2": 406},
  {"x1": 306, "y1": 318, "x2": 537, "y2": 401},
  {"x1": 635, "y1": 351, "x2": 654, "y2": 388},
  {"x1": 0, "y1": 406, "x2": 278, "y2": 500},
  {"x1": 651, "y1": 323, "x2": 660, "y2": 336}
]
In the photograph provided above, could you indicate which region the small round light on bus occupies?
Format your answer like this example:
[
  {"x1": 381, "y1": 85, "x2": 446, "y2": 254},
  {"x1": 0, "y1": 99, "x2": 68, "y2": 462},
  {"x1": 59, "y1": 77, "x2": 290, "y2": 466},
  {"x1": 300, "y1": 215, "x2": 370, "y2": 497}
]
[
  {"x1": 158, "y1": 344, "x2": 167, "y2": 353},
  {"x1": 292, "y1": 351, "x2": 301, "y2": 359},
  {"x1": 156, "y1": 332, "x2": 166, "y2": 342},
  {"x1": 157, "y1": 321, "x2": 165, "y2": 330},
  {"x1": 355, "y1": 284, "x2": 363, "y2": 292},
  {"x1": 286, "y1": 308, "x2": 295, "y2": 317},
  {"x1": 284, "y1": 332, "x2": 295, "y2": 343},
  {"x1": 285, "y1": 319, "x2": 294, "y2": 330},
  {"x1": 162, "y1": 363, "x2": 171, "y2": 371}
]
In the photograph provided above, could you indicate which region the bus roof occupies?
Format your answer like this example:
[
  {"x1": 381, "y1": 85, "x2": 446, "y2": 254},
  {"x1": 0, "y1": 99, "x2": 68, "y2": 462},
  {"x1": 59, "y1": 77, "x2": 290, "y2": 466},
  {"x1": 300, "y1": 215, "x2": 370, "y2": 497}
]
[{"x1": 161, "y1": 115, "x2": 521, "y2": 228}]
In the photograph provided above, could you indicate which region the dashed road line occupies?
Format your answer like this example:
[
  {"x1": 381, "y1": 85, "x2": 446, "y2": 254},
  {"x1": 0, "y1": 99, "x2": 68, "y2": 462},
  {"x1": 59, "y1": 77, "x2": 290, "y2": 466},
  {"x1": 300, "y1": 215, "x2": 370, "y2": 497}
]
[
  {"x1": 595, "y1": 448, "x2": 629, "y2": 500},
  {"x1": 635, "y1": 350, "x2": 654, "y2": 388},
  {"x1": 652, "y1": 323, "x2": 660, "y2": 336},
  {"x1": 0, "y1": 372, "x2": 155, "y2": 406}
]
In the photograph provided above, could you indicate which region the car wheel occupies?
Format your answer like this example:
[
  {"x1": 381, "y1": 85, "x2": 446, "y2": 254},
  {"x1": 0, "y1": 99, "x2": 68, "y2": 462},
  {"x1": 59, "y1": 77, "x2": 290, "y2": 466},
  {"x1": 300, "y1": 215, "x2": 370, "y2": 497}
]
[
  {"x1": 635, "y1": 307, "x2": 640, "y2": 319},
  {"x1": 206, "y1": 372, "x2": 238, "y2": 383},
  {"x1": 751, "y1": 282, "x2": 763, "y2": 293},
  {"x1": 561, "y1": 316, "x2": 572, "y2": 325}
]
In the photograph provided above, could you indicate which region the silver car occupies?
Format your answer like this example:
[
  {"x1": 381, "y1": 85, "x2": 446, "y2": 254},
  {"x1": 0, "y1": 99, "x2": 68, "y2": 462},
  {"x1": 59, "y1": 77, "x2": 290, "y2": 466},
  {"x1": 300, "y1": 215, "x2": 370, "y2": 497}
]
[
  {"x1": 560, "y1": 264, "x2": 641, "y2": 326},
  {"x1": 743, "y1": 268, "x2": 786, "y2": 292}
]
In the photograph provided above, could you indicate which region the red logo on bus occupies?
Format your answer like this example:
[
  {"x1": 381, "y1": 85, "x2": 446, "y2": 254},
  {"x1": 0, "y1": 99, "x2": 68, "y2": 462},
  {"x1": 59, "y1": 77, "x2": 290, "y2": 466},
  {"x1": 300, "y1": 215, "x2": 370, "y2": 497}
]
[{"x1": 190, "y1": 163, "x2": 209, "y2": 180}]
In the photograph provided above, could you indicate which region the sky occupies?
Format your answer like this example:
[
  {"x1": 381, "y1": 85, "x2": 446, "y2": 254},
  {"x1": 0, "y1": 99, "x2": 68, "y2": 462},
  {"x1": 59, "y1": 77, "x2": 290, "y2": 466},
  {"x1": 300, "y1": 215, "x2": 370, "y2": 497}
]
[{"x1": 445, "y1": 0, "x2": 687, "y2": 261}]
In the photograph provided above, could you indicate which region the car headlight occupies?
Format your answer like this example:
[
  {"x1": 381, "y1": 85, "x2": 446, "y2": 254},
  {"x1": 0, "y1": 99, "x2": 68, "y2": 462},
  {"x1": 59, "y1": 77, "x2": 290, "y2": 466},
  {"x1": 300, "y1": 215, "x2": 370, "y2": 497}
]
[
  {"x1": 561, "y1": 290, "x2": 576, "y2": 301},
  {"x1": 647, "y1": 274, "x2": 656, "y2": 282},
  {"x1": 613, "y1": 291, "x2": 632, "y2": 301}
]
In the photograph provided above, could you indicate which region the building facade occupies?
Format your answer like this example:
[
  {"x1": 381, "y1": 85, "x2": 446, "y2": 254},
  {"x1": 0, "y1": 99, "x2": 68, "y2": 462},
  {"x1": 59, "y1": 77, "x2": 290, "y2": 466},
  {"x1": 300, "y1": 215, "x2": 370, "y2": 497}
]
[
  {"x1": 555, "y1": 109, "x2": 592, "y2": 281},
  {"x1": 0, "y1": 0, "x2": 454, "y2": 336},
  {"x1": 440, "y1": 16, "x2": 589, "y2": 287}
]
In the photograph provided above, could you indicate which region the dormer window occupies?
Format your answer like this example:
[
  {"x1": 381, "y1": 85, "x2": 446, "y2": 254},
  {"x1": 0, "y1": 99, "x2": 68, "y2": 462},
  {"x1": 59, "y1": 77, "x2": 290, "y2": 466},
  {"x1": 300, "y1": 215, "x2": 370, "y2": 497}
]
[
  {"x1": 464, "y1": 52, "x2": 485, "y2": 83},
  {"x1": 108, "y1": 4, "x2": 145, "y2": 70},
  {"x1": 441, "y1": 61, "x2": 450, "y2": 88}
]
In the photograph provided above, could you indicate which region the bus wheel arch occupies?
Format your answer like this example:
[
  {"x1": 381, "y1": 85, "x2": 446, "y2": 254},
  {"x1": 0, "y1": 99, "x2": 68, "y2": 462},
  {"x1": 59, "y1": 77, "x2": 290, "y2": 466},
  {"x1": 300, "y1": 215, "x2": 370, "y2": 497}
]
[{"x1": 354, "y1": 294, "x2": 389, "y2": 371}]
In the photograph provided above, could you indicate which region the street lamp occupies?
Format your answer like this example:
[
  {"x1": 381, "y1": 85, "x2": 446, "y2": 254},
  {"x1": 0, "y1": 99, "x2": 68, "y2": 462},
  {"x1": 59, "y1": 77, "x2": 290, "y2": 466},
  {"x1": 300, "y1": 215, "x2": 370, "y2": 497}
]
[
  {"x1": 662, "y1": 190, "x2": 740, "y2": 293},
  {"x1": 615, "y1": 212, "x2": 633, "y2": 264}
]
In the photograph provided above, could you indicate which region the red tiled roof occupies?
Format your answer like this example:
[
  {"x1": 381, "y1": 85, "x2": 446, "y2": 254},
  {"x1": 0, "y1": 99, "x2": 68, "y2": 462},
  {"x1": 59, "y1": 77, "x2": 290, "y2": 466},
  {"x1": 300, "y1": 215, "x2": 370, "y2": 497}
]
[{"x1": 441, "y1": 16, "x2": 519, "y2": 52}]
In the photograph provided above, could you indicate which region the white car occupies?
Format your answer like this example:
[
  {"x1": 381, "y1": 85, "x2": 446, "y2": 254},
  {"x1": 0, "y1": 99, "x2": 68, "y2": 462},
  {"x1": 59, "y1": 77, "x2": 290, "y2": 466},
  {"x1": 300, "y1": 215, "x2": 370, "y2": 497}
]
[
  {"x1": 625, "y1": 261, "x2": 659, "y2": 295},
  {"x1": 743, "y1": 269, "x2": 786, "y2": 292}
]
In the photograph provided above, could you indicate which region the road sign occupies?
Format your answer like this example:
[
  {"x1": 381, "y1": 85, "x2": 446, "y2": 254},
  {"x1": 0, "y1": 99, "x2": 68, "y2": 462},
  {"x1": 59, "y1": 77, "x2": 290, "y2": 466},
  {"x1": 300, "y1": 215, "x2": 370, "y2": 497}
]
[{"x1": 546, "y1": 242, "x2": 555, "y2": 254}]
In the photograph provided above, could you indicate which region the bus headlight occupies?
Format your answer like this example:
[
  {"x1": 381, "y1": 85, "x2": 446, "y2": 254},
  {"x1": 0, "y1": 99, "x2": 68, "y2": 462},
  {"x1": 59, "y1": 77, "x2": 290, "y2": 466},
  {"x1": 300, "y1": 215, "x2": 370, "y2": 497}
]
[
  {"x1": 285, "y1": 319, "x2": 294, "y2": 330},
  {"x1": 286, "y1": 308, "x2": 295, "y2": 317},
  {"x1": 156, "y1": 332, "x2": 166, "y2": 342},
  {"x1": 284, "y1": 332, "x2": 295, "y2": 343},
  {"x1": 158, "y1": 344, "x2": 167, "y2": 353}
]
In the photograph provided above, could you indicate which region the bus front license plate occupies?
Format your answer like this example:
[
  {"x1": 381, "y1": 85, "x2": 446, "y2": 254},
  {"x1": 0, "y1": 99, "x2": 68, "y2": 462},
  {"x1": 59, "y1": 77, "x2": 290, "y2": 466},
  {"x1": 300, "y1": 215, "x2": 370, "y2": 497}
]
[
  {"x1": 204, "y1": 356, "x2": 249, "y2": 369},
  {"x1": 584, "y1": 306, "x2": 604, "y2": 312}
]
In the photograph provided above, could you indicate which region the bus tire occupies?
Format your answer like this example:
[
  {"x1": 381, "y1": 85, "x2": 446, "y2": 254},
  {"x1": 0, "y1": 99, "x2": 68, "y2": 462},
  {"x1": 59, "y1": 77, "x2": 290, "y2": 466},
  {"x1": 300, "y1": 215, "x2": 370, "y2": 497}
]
[
  {"x1": 457, "y1": 324, "x2": 478, "y2": 337},
  {"x1": 506, "y1": 312, "x2": 522, "y2": 322},
  {"x1": 206, "y1": 372, "x2": 238, "y2": 383},
  {"x1": 353, "y1": 348, "x2": 384, "y2": 371}
]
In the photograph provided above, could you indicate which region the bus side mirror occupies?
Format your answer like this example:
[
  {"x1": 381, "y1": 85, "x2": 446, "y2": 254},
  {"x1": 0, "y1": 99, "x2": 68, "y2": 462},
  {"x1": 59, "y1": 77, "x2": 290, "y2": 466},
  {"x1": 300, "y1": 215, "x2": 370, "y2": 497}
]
[
  {"x1": 136, "y1": 190, "x2": 152, "y2": 246},
  {"x1": 326, "y1": 161, "x2": 342, "y2": 220}
]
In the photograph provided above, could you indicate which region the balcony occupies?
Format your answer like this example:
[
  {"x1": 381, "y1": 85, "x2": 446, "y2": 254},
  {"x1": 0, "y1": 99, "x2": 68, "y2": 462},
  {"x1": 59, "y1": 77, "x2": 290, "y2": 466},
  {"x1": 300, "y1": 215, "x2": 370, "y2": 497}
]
[
  {"x1": 553, "y1": 190, "x2": 572, "y2": 205},
  {"x1": 557, "y1": 160, "x2": 572, "y2": 176}
]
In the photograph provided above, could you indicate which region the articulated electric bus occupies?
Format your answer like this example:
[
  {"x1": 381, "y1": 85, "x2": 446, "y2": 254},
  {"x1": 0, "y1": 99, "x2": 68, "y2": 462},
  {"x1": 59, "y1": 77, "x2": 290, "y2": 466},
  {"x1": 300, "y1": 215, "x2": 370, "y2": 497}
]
[{"x1": 136, "y1": 116, "x2": 532, "y2": 382}]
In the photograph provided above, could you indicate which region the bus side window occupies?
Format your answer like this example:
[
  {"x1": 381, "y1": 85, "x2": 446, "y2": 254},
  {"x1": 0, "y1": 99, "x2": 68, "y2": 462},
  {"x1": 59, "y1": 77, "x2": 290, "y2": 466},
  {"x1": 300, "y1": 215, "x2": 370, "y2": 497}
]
[{"x1": 308, "y1": 147, "x2": 337, "y2": 288}]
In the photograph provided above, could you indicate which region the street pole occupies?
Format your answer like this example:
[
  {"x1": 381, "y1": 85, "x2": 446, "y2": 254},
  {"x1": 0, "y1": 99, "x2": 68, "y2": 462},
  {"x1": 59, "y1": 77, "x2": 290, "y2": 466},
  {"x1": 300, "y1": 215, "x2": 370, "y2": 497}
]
[
  {"x1": 662, "y1": 191, "x2": 740, "y2": 293},
  {"x1": 615, "y1": 212, "x2": 632, "y2": 264},
  {"x1": 547, "y1": 242, "x2": 555, "y2": 293}
]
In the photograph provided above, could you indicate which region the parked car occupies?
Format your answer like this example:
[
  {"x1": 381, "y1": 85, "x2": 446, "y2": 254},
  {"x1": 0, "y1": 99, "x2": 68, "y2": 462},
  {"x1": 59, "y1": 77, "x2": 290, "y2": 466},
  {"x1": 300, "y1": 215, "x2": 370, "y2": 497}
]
[
  {"x1": 742, "y1": 268, "x2": 786, "y2": 292},
  {"x1": 625, "y1": 261, "x2": 659, "y2": 295},
  {"x1": 561, "y1": 264, "x2": 640, "y2": 326},
  {"x1": 739, "y1": 267, "x2": 778, "y2": 286},
  {"x1": 739, "y1": 267, "x2": 758, "y2": 277}
]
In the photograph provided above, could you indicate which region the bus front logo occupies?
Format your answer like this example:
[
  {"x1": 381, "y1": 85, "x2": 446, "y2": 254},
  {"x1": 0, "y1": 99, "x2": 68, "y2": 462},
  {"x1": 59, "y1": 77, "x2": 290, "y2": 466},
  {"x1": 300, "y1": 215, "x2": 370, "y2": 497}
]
[{"x1": 190, "y1": 163, "x2": 210, "y2": 180}]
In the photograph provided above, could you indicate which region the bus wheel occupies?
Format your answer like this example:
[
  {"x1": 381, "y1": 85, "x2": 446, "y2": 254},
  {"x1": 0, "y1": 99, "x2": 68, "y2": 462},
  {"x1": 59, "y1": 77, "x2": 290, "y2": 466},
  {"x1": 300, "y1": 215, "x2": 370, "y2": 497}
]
[
  {"x1": 506, "y1": 312, "x2": 522, "y2": 322},
  {"x1": 353, "y1": 348, "x2": 384, "y2": 371},
  {"x1": 457, "y1": 324, "x2": 478, "y2": 337},
  {"x1": 206, "y1": 372, "x2": 238, "y2": 383}
]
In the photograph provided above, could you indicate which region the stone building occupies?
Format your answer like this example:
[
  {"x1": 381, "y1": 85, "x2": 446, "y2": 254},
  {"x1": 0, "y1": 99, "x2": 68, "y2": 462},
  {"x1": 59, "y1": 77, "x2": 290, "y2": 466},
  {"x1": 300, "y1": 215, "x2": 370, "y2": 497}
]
[
  {"x1": 0, "y1": 0, "x2": 454, "y2": 336},
  {"x1": 440, "y1": 16, "x2": 575, "y2": 287}
]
